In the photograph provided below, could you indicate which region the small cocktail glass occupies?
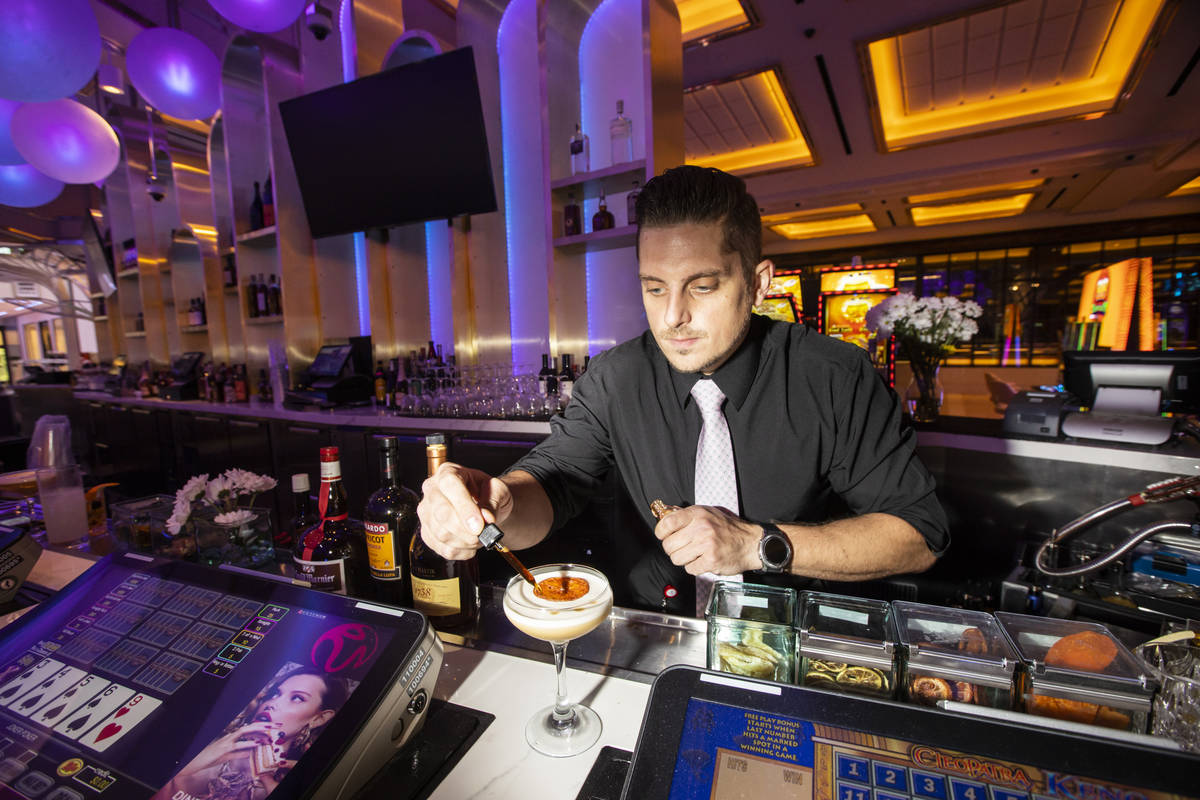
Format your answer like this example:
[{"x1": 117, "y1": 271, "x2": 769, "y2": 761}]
[{"x1": 503, "y1": 563, "x2": 613, "y2": 757}]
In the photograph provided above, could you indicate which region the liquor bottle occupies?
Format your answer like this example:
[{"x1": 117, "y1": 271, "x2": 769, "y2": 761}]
[
  {"x1": 278, "y1": 473, "x2": 317, "y2": 558},
  {"x1": 267, "y1": 275, "x2": 281, "y2": 316},
  {"x1": 255, "y1": 277, "x2": 268, "y2": 318},
  {"x1": 294, "y1": 447, "x2": 367, "y2": 595},
  {"x1": 374, "y1": 360, "x2": 387, "y2": 405},
  {"x1": 537, "y1": 353, "x2": 554, "y2": 396},
  {"x1": 627, "y1": 180, "x2": 641, "y2": 226},
  {"x1": 413, "y1": 382, "x2": 434, "y2": 417},
  {"x1": 135, "y1": 312, "x2": 145, "y2": 332},
  {"x1": 200, "y1": 297, "x2": 207, "y2": 325},
  {"x1": 224, "y1": 366, "x2": 236, "y2": 404},
  {"x1": 610, "y1": 99, "x2": 633, "y2": 165},
  {"x1": 569, "y1": 123, "x2": 590, "y2": 175},
  {"x1": 198, "y1": 362, "x2": 211, "y2": 401},
  {"x1": 563, "y1": 192, "x2": 581, "y2": 236},
  {"x1": 186, "y1": 299, "x2": 198, "y2": 327},
  {"x1": 559, "y1": 353, "x2": 574, "y2": 401},
  {"x1": 262, "y1": 173, "x2": 275, "y2": 227},
  {"x1": 223, "y1": 253, "x2": 237, "y2": 287},
  {"x1": 581, "y1": 354, "x2": 590, "y2": 375},
  {"x1": 592, "y1": 189, "x2": 615, "y2": 232},
  {"x1": 258, "y1": 368, "x2": 273, "y2": 403},
  {"x1": 246, "y1": 275, "x2": 259, "y2": 318},
  {"x1": 249, "y1": 181, "x2": 265, "y2": 230},
  {"x1": 233, "y1": 365, "x2": 248, "y2": 402},
  {"x1": 364, "y1": 436, "x2": 418, "y2": 607},
  {"x1": 409, "y1": 434, "x2": 479, "y2": 627}
]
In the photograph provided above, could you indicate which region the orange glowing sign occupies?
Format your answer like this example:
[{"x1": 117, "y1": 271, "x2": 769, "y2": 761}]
[
  {"x1": 819, "y1": 267, "x2": 895, "y2": 293},
  {"x1": 1075, "y1": 258, "x2": 1154, "y2": 350},
  {"x1": 755, "y1": 270, "x2": 804, "y2": 322},
  {"x1": 823, "y1": 292, "x2": 887, "y2": 351}
]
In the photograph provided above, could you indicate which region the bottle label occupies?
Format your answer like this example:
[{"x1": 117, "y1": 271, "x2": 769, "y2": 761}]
[
  {"x1": 294, "y1": 556, "x2": 346, "y2": 594},
  {"x1": 570, "y1": 139, "x2": 584, "y2": 156},
  {"x1": 320, "y1": 460, "x2": 341, "y2": 481},
  {"x1": 411, "y1": 576, "x2": 461, "y2": 617},
  {"x1": 364, "y1": 520, "x2": 401, "y2": 580},
  {"x1": 560, "y1": 378, "x2": 573, "y2": 400}
]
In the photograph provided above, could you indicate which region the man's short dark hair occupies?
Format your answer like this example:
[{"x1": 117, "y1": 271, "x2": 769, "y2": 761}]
[{"x1": 635, "y1": 165, "x2": 762, "y2": 285}]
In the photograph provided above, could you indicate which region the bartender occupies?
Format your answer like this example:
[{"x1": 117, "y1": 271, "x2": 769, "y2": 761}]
[{"x1": 417, "y1": 165, "x2": 949, "y2": 614}]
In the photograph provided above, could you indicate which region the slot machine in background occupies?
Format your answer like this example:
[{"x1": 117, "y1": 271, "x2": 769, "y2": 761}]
[
  {"x1": 816, "y1": 264, "x2": 898, "y2": 387},
  {"x1": 753, "y1": 268, "x2": 805, "y2": 324}
]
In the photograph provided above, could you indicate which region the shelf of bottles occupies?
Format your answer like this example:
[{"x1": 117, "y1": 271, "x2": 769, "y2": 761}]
[
  {"x1": 552, "y1": 100, "x2": 643, "y2": 249},
  {"x1": 236, "y1": 225, "x2": 277, "y2": 247}
]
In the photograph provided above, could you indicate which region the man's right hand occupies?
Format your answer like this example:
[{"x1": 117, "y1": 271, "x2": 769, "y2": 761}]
[{"x1": 417, "y1": 462, "x2": 514, "y2": 560}]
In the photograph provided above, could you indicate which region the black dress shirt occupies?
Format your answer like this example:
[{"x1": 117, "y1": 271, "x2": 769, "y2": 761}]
[{"x1": 512, "y1": 315, "x2": 949, "y2": 610}]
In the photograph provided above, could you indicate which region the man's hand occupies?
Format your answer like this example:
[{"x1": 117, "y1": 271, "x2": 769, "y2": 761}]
[
  {"x1": 653, "y1": 505, "x2": 760, "y2": 575},
  {"x1": 416, "y1": 462, "x2": 513, "y2": 560}
]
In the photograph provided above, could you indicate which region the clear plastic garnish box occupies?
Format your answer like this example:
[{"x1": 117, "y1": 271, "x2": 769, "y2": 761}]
[
  {"x1": 797, "y1": 591, "x2": 897, "y2": 699},
  {"x1": 893, "y1": 601, "x2": 1018, "y2": 710},
  {"x1": 995, "y1": 612, "x2": 1156, "y2": 732},
  {"x1": 705, "y1": 581, "x2": 796, "y2": 684},
  {"x1": 110, "y1": 494, "x2": 175, "y2": 553}
]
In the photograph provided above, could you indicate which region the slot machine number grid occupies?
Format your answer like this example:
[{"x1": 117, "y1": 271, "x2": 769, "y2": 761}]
[{"x1": 834, "y1": 750, "x2": 1035, "y2": 800}]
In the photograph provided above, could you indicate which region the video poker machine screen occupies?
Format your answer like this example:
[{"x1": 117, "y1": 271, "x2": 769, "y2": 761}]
[
  {"x1": 626, "y1": 667, "x2": 1199, "y2": 800},
  {"x1": 0, "y1": 554, "x2": 428, "y2": 800}
]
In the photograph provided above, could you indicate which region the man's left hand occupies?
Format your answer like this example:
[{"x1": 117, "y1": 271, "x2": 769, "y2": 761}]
[{"x1": 653, "y1": 505, "x2": 760, "y2": 575}]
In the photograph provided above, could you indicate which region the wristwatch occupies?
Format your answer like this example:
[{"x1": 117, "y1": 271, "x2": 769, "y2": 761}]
[{"x1": 758, "y1": 523, "x2": 792, "y2": 573}]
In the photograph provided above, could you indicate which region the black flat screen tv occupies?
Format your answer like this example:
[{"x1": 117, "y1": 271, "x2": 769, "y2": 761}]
[{"x1": 279, "y1": 46, "x2": 497, "y2": 239}]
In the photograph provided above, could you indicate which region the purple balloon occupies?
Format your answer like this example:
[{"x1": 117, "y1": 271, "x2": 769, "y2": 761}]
[
  {"x1": 0, "y1": 0, "x2": 101, "y2": 103},
  {"x1": 11, "y1": 99, "x2": 120, "y2": 185},
  {"x1": 0, "y1": 99, "x2": 25, "y2": 165},
  {"x1": 0, "y1": 163, "x2": 64, "y2": 208},
  {"x1": 127, "y1": 28, "x2": 221, "y2": 121},
  {"x1": 207, "y1": 0, "x2": 309, "y2": 33}
]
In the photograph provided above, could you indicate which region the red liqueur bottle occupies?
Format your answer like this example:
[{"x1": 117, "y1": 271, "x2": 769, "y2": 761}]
[{"x1": 294, "y1": 447, "x2": 366, "y2": 595}]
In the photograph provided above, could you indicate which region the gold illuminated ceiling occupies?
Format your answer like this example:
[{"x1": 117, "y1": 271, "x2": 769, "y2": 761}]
[
  {"x1": 771, "y1": 215, "x2": 877, "y2": 241},
  {"x1": 675, "y1": 0, "x2": 752, "y2": 43},
  {"x1": 1168, "y1": 175, "x2": 1200, "y2": 197},
  {"x1": 864, "y1": 0, "x2": 1169, "y2": 150},
  {"x1": 684, "y1": 68, "x2": 813, "y2": 175},
  {"x1": 910, "y1": 193, "x2": 1035, "y2": 226}
]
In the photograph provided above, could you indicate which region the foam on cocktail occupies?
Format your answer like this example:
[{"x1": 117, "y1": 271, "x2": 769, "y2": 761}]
[{"x1": 503, "y1": 566, "x2": 612, "y2": 643}]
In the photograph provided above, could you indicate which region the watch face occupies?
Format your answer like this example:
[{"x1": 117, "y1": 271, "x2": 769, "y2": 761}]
[{"x1": 761, "y1": 533, "x2": 790, "y2": 568}]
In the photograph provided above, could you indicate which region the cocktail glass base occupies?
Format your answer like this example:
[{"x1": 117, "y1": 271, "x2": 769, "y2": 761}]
[{"x1": 525, "y1": 703, "x2": 602, "y2": 758}]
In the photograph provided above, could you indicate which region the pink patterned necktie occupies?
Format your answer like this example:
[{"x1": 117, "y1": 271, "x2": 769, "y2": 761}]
[{"x1": 690, "y1": 379, "x2": 742, "y2": 615}]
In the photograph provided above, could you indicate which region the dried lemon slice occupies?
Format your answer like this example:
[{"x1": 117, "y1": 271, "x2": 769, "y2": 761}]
[{"x1": 838, "y1": 665, "x2": 887, "y2": 691}]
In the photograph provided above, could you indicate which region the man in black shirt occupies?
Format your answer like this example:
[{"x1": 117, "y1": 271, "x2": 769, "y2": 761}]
[{"x1": 417, "y1": 166, "x2": 948, "y2": 613}]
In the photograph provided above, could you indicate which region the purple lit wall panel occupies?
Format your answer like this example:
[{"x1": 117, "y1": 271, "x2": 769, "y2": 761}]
[
  {"x1": 498, "y1": 0, "x2": 550, "y2": 369},
  {"x1": 582, "y1": 0, "x2": 646, "y2": 353}
]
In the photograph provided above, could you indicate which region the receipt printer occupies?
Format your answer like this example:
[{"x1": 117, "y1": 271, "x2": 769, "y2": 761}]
[{"x1": 1003, "y1": 391, "x2": 1074, "y2": 438}]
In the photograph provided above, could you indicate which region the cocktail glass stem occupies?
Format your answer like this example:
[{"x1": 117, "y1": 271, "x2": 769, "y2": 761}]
[{"x1": 550, "y1": 641, "x2": 575, "y2": 729}]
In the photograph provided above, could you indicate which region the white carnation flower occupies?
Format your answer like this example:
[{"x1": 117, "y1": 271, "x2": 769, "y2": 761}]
[{"x1": 215, "y1": 509, "x2": 256, "y2": 526}]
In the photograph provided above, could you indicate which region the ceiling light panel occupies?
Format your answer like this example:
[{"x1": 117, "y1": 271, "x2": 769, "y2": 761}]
[
  {"x1": 907, "y1": 178, "x2": 1043, "y2": 204},
  {"x1": 866, "y1": 0, "x2": 1167, "y2": 150},
  {"x1": 1168, "y1": 175, "x2": 1200, "y2": 197},
  {"x1": 685, "y1": 69, "x2": 813, "y2": 174},
  {"x1": 676, "y1": 0, "x2": 751, "y2": 43},
  {"x1": 910, "y1": 193, "x2": 1034, "y2": 226},
  {"x1": 771, "y1": 214, "x2": 876, "y2": 240},
  {"x1": 761, "y1": 203, "x2": 864, "y2": 224}
]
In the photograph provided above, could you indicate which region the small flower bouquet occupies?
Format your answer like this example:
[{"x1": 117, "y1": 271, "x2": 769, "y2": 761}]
[
  {"x1": 866, "y1": 293, "x2": 983, "y2": 421},
  {"x1": 167, "y1": 469, "x2": 278, "y2": 535},
  {"x1": 166, "y1": 470, "x2": 277, "y2": 569}
]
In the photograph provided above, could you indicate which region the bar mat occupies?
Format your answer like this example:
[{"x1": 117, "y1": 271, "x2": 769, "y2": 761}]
[
  {"x1": 575, "y1": 746, "x2": 633, "y2": 800},
  {"x1": 354, "y1": 698, "x2": 494, "y2": 800}
]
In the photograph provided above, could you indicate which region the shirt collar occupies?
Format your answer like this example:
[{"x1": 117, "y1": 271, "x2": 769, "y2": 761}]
[{"x1": 668, "y1": 314, "x2": 766, "y2": 412}]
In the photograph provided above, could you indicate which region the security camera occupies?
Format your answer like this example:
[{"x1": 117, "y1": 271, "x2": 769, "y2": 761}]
[
  {"x1": 305, "y1": 3, "x2": 333, "y2": 41},
  {"x1": 146, "y1": 173, "x2": 165, "y2": 203}
]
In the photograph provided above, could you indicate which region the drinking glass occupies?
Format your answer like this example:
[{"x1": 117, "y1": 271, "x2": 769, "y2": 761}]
[
  {"x1": 37, "y1": 464, "x2": 88, "y2": 547},
  {"x1": 503, "y1": 563, "x2": 613, "y2": 757}
]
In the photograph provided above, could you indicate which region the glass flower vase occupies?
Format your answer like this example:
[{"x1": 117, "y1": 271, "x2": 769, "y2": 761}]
[
  {"x1": 905, "y1": 363, "x2": 944, "y2": 423},
  {"x1": 194, "y1": 508, "x2": 275, "y2": 569}
]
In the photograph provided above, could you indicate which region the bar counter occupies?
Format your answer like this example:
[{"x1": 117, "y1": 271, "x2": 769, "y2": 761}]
[{"x1": 2, "y1": 547, "x2": 708, "y2": 799}]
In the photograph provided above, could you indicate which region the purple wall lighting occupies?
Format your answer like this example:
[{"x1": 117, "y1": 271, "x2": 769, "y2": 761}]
[
  {"x1": 10, "y1": 99, "x2": 120, "y2": 185},
  {"x1": 207, "y1": 0, "x2": 309, "y2": 33},
  {"x1": 0, "y1": 99, "x2": 26, "y2": 165},
  {"x1": 126, "y1": 28, "x2": 221, "y2": 121},
  {"x1": 0, "y1": 164, "x2": 64, "y2": 208},
  {"x1": 0, "y1": 0, "x2": 100, "y2": 103}
]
